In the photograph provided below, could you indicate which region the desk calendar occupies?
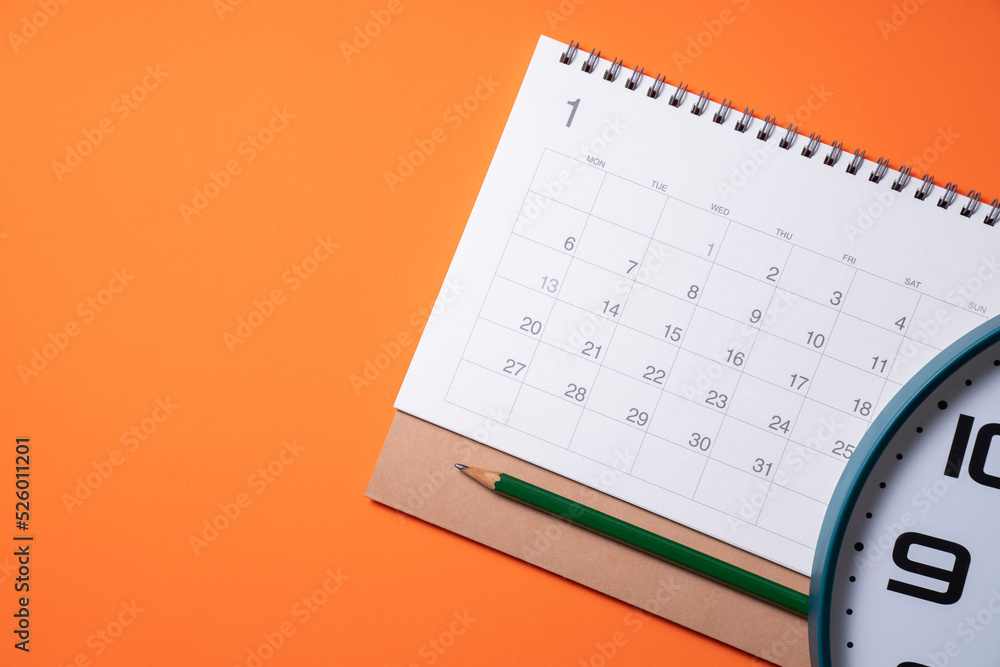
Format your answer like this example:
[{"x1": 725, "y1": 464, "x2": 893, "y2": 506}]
[{"x1": 395, "y1": 36, "x2": 1000, "y2": 574}]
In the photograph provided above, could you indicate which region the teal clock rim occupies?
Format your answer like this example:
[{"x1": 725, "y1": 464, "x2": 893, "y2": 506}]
[{"x1": 809, "y1": 314, "x2": 1000, "y2": 667}]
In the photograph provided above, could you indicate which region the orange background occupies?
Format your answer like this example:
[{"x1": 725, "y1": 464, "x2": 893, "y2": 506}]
[{"x1": 3, "y1": 1, "x2": 999, "y2": 664}]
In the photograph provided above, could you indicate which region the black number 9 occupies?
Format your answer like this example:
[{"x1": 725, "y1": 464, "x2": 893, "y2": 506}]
[{"x1": 887, "y1": 532, "x2": 971, "y2": 605}]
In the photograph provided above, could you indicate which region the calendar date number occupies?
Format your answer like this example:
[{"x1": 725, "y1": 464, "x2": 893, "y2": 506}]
[
  {"x1": 520, "y1": 317, "x2": 542, "y2": 335},
  {"x1": 769, "y1": 416, "x2": 790, "y2": 433},
  {"x1": 705, "y1": 391, "x2": 728, "y2": 409},
  {"x1": 503, "y1": 359, "x2": 526, "y2": 376},
  {"x1": 753, "y1": 458, "x2": 772, "y2": 476},
  {"x1": 643, "y1": 366, "x2": 665, "y2": 385},
  {"x1": 832, "y1": 440, "x2": 854, "y2": 458},
  {"x1": 626, "y1": 408, "x2": 648, "y2": 426},
  {"x1": 664, "y1": 325, "x2": 683, "y2": 342},
  {"x1": 689, "y1": 433, "x2": 711, "y2": 451}
]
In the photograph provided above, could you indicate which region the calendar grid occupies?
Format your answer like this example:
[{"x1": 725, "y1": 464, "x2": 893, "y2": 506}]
[
  {"x1": 650, "y1": 208, "x2": 742, "y2": 498},
  {"x1": 441, "y1": 380, "x2": 822, "y2": 551},
  {"x1": 755, "y1": 265, "x2": 859, "y2": 525},
  {"x1": 561, "y1": 178, "x2": 669, "y2": 454},
  {"x1": 512, "y1": 170, "x2": 609, "y2": 437},
  {"x1": 870, "y1": 291, "x2": 928, "y2": 416},
  {"x1": 691, "y1": 226, "x2": 792, "y2": 518},
  {"x1": 518, "y1": 148, "x2": 987, "y2": 331},
  {"x1": 626, "y1": 196, "x2": 729, "y2": 476},
  {"x1": 468, "y1": 293, "x2": 945, "y2": 477},
  {"x1": 444, "y1": 146, "x2": 993, "y2": 540},
  {"x1": 443, "y1": 153, "x2": 552, "y2": 419},
  {"x1": 760, "y1": 272, "x2": 924, "y2": 524},
  {"x1": 457, "y1": 345, "x2": 876, "y2": 473},
  {"x1": 507, "y1": 218, "x2": 984, "y2": 360}
]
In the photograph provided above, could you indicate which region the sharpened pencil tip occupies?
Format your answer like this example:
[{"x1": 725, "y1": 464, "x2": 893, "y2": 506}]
[{"x1": 454, "y1": 463, "x2": 469, "y2": 470}]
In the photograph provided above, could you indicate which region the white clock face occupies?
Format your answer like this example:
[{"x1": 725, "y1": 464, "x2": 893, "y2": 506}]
[{"x1": 815, "y1": 325, "x2": 1000, "y2": 666}]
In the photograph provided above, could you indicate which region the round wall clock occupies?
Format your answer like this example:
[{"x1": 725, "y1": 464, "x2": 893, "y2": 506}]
[{"x1": 811, "y1": 315, "x2": 1000, "y2": 666}]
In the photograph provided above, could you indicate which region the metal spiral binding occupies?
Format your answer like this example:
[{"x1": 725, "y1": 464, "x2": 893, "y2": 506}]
[
  {"x1": 914, "y1": 174, "x2": 935, "y2": 200},
  {"x1": 779, "y1": 124, "x2": 797, "y2": 149},
  {"x1": 713, "y1": 99, "x2": 732, "y2": 124},
  {"x1": 668, "y1": 83, "x2": 687, "y2": 107},
  {"x1": 560, "y1": 41, "x2": 580, "y2": 65},
  {"x1": 647, "y1": 74, "x2": 666, "y2": 99},
  {"x1": 561, "y1": 41, "x2": 992, "y2": 225},
  {"x1": 891, "y1": 166, "x2": 912, "y2": 192},
  {"x1": 961, "y1": 191, "x2": 981, "y2": 218},
  {"x1": 603, "y1": 57, "x2": 622, "y2": 82},
  {"x1": 756, "y1": 115, "x2": 775, "y2": 141},
  {"x1": 937, "y1": 182, "x2": 958, "y2": 209},
  {"x1": 801, "y1": 133, "x2": 821, "y2": 158},
  {"x1": 986, "y1": 199, "x2": 1000, "y2": 226},
  {"x1": 869, "y1": 157, "x2": 889, "y2": 183},
  {"x1": 823, "y1": 141, "x2": 844, "y2": 167},
  {"x1": 846, "y1": 149, "x2": 866, "y2": 175},
  {"x1": 691, "y1": 91, "x2": 710, "y2": 116},
  {"x1": 624, "y1": 65, "x2": 644, "y2": 91},
  {"x1": 735, "y1": 107, "x2": 754, "y2": 133}
]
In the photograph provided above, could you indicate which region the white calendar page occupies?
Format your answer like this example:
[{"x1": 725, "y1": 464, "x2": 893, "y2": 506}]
[{"x1": 396, "y1": 36, "x2": 1000, "y2": 574}]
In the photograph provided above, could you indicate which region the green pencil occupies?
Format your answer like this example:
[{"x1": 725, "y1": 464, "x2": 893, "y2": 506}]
[{"x1": 455, "y1": 463, "x2": 808, "y2": 617}]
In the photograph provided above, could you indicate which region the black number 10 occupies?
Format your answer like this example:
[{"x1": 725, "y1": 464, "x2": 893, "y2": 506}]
[{"x1": 944, "y1": 414, "x2": 1000, "y2": 489}]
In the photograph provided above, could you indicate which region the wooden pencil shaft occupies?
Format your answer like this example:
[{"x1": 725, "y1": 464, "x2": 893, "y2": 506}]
[{"x1": 466, "y1": 468, "x2": 807, "y2": 616}]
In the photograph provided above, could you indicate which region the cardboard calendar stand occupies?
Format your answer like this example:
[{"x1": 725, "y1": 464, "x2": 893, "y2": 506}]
[{"x1": 366, "y1": 411, "x2": 810, "y2": 667}]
